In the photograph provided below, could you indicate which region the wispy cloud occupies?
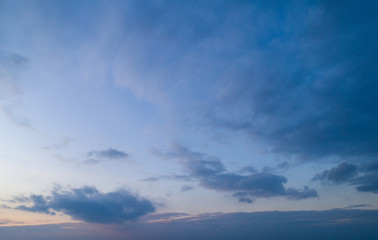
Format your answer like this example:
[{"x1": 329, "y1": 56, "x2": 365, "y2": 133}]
[
  {"x1": 87, "y1": 148, "x2": 128, "y2": 159},
  {"x1": 42, "y1": 137, "x2": 73, "y2": 151},
  {"x1": 0, "y1": 52, "x2": 34, "y2": 130},
  {"x1": 141, "y1": 174, "x2": 193, "y2": 182}
]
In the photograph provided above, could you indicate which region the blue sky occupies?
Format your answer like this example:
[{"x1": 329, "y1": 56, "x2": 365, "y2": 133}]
[{"x1": 0, "y1": 0, "x2": 378, "y2": 238}]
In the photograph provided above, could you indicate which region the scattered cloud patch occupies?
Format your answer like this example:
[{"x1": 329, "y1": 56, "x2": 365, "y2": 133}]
[
  {"x1": 141, "y1": 174, "x2": 193, "y2": 182},
  {"x1": 346, "y1": 204, "x2": 371, "y2": 209},
  {"x1": 313, "y1": 162, "x2": 358, "y2": 184},
  {"x1": 88, "y1": 148, "x2": 128, "y2": 159},
  {"x1": 155, "y1": 144, "x2": 318, "y2": 202},
  {"x1": 85, "y1": 148, "x2": 129, "y2": 165},
  {"x1": 313, "y1": 162, "x2": 378, "y2": 194},
  {"x1": 6, "y1": 186, "x2": 155, "y2": 223}
]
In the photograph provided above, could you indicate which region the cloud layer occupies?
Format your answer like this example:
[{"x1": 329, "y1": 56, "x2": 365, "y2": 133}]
[
  {"x1": 202, "y1": 1, "x2": 378, "y2": 162},
  {"x1": 1, "y1": 209, "x2": 377, "y2": 240},
  {"x1": 8, "y1": 186, "x2": 155, "y2": 223}
]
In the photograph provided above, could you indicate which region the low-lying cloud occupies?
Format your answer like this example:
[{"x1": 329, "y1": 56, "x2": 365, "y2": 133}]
[{"x1": 6, "y1": 186, "x2": 155, "y2": 223}]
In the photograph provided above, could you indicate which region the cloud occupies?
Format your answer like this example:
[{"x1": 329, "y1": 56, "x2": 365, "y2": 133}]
[
  {"x1": 346, "y1": 204, "x2": 371, "y2": 209},
  {"x1": 88, "y1": 148, "x2": 128, "y2": 159},
  {"x1": 191, "y1": 1, "x2": 378, "y2": 163},
  {"x1": 7, "y1": 186, "x2": 155, "y2": 223},
  {"x1": 141, "y1": 174, "x2": 193, "y2": 182},
  {"x1": 155, "y1": 144, "x2": 318, "y2": 202},
  {"x1": 350, "y1": 174, "x2": 378, "y2": 194},
  {"x1": 313, "y1": 161, "x2": 378, "y2": 194},
  {"x1": 0, "y1": 51, "x2": 34, "y2": 129},
  {"x1": 312, "y1": 162, "x2": 358, "y2": 184},
  {"x1": 233, "y1": 192, "x2": 254, "y2": 203},
  {"x1": 85, "y1": 148, "x2": 129, "y2": 164}
]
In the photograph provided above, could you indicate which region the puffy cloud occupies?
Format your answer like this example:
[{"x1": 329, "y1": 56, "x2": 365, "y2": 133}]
[
  {"x1": 8, "y1": 186, "x2": 155, "y2": 223},
  {"x1": 313, "y1": 161, "x2": 378, "y2": 194},
  {"x1": 155, "y1": 144, "x2": 317, "y2": 202},
  {"x1": 312, "y1": 162, "x2": 358, "y2": 184}
]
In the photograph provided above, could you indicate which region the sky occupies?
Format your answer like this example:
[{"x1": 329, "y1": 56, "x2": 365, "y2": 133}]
[{"x1": 0, "y1": 0, "x2": 378, "y2": 239}]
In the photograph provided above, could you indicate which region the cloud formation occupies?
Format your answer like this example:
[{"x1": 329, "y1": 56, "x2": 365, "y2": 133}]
[
  {"x1": 313, "y1": 162, "x2": 358, "y2": 184},
  {"x1": 314, "y1": 161, "x2": 378, "y2": 194},
  {"x1": 88, "y1": 148, "x2": 128, "y2": 159},
  {"x1": 85, "y1": 148, "x2": 129, "y2": 164},
  {"x1": 155, "y1": 144, "x2": 317, "y2": 202},
  {"x1": 8, "y1": 186, "x2": 155, "y2": 223}
]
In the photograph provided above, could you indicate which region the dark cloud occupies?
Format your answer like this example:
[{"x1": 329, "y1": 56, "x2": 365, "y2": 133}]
[
  {"x1": 16, "y1": 194, "x2": 53, "y2": 215},
  {"x1": 233, "y1": 192, "x2": 254, "y2": 203},
  {"x1": 155, "y1": 144, "x2": 317, "y2": 202},
  {"x1": 313, "y1": 161, "x2": 378, "y2": 194},
  {"x1": 313, "y1": 162, "x2": 358, "y2": 184},
  {"x1": 7, "y1": 186, "x2": 155, "y2": 223},
  {"x1": 350, "y1": 174, "x2": 378, "y2": 194}
]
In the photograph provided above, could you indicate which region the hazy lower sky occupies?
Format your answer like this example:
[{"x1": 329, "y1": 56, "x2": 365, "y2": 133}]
[{"x1": 1, "y1": 0, "x2": 377, "y2": 238}]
